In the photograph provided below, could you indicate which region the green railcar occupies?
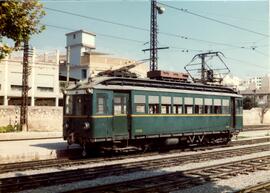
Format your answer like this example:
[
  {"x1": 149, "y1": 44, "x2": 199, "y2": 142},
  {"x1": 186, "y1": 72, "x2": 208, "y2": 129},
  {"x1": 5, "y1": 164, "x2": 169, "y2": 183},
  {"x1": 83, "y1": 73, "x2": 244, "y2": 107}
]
[{"x1": 63, "y1": 77, "x2": 243, "y2": 150}]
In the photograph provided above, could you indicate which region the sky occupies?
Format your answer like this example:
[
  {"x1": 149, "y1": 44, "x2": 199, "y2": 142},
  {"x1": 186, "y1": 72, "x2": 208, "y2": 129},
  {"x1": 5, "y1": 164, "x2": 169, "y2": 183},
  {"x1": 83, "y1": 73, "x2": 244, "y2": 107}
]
[{"x1": 29, "y1": 0, "x2": 269, "y2": 79}]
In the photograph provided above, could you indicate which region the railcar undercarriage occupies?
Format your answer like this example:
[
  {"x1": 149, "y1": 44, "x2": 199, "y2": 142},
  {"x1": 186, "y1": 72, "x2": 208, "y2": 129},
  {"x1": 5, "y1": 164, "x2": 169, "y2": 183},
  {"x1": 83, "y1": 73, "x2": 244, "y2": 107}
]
[{"x1": 66, "y1": 130, "x2": 238, "y2": 156}]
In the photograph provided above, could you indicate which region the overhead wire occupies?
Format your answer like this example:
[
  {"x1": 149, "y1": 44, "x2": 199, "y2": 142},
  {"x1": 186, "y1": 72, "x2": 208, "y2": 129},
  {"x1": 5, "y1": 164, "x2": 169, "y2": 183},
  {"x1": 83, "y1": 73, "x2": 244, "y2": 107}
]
[
  {"x1": 44, "y1": 23, "x2": 203, "y2": 53},
  {"x1": 158, "y1": 2, "x2": 269, "y2": 38},
  {"x1": 44, "y1": 6, "x2": 253, "y2": 50}
]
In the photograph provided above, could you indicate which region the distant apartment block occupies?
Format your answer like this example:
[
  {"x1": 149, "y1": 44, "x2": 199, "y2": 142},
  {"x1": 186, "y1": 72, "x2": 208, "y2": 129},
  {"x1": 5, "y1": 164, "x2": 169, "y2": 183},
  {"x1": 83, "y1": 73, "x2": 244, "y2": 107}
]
[
  {"x1": 0, "y1": 50, "x2": 60, "y2": 106},
  {"x1": 0, "y1": 30, "x2": 147, "y2": 107}
]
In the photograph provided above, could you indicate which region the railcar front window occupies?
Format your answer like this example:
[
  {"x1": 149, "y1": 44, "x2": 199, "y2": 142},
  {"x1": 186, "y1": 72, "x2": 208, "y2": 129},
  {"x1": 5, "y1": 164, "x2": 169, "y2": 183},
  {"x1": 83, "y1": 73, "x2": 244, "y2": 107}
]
[
  {"x1": 74, "y1": 96, "x2": 83, "y2": 115},
  {"x1": 65, "y1": 95, "x2": 73, "y2": 115},
  {"x1": 97, "y1": 96, "x2": 106, "y2": 114}
]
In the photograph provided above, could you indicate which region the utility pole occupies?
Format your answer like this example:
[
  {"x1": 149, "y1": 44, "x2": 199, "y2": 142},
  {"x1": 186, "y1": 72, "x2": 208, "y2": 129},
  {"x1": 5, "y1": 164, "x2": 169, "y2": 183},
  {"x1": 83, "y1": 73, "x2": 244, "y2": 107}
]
[
  {"x1": 200, "y1": 54, "x2": 206, "y2": 83},
  {"x1": 143, "y1": 0, "x2": 167, "y2": 73},
  {"x1": 20, "y1": 40, "x2": 31, "y2": 131},
  {"x1": 66, "y1": 46, "x2": 70, "y2": 87},
  {"x1": 150, "y1": 0, "x2": 158, "y2": 72}
]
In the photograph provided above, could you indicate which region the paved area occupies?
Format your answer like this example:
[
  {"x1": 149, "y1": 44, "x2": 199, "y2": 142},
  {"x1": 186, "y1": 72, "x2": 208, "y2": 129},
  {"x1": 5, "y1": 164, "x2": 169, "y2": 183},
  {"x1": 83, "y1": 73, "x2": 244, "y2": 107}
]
[
  {"x1": 0, "y1": 131, "x2": 62, "y2": 141},
  {"x1": 0, "y1": 138, "x2": 80, "y2": 164},
  {"x1": 0, "y1": 129, "x2": 269, "y2": 164}
]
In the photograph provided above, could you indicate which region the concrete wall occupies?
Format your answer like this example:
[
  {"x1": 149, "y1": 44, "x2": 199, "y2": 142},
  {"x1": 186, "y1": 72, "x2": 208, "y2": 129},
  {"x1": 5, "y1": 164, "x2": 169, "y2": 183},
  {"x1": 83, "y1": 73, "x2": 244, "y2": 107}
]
[
  {"x1": 0, "y1": 106, "x2": 63, "y2": 131},
  {"x1": 243, "y1": 108, "x2": 270, "y2": 125}
]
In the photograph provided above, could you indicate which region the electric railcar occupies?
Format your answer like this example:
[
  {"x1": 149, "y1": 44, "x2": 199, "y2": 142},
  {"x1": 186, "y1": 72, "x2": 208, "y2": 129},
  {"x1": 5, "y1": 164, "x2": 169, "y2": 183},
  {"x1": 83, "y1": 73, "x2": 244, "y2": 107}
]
[{"x1": 63, "y1": 76, "x2": 243, "y2": 151}]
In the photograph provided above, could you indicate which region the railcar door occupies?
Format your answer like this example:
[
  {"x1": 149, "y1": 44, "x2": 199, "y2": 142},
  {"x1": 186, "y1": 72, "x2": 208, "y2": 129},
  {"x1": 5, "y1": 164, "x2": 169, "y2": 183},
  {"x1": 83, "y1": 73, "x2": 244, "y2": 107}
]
[
  {"x1": 112, "y1": 93, "x2": 130, "y2": 139},
  {"x1": 231, "y1": 98, "x2": 236, "y2": 128}
]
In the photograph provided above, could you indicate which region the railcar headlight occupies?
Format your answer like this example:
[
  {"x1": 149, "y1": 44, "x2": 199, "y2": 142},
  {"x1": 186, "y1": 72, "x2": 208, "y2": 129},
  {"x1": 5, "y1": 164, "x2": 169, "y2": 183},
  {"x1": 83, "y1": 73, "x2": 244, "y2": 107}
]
[
  {"x1": 64, "y1": 123, "x2": 69, "y2": 129},
  {"x1": 83, "y1": 122, "x2": 90, "y2": 130}
]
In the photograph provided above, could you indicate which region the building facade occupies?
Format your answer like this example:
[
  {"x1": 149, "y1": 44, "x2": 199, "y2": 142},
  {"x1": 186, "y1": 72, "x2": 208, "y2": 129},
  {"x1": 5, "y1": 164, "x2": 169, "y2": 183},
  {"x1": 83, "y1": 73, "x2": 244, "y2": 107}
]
[
  {"x1": 60, "y1": 30, "x2": 147, "y2": 81},
  {"x1": 0, "y1": 49, "x2": 60, "y2": 106}
]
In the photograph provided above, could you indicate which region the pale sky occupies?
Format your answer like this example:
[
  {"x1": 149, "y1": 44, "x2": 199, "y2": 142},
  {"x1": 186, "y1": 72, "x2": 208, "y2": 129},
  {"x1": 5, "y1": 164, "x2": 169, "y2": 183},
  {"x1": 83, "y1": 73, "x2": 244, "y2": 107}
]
[{"x1": 29, "y1": 0, "x2": 269, "y2": 79}]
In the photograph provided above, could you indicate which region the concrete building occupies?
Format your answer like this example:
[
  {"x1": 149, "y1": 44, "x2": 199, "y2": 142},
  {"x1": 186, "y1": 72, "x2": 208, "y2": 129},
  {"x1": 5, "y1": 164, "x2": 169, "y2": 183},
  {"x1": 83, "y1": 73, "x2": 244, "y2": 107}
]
[
  {"x1": 248, "y1": 76, "x2": 263, "y2": 90},
  {"x1": 61, "y1": 30, "x2": 147, "y2": 80},
  {"x1": 0, "y1": 49, "x2": 60, "y2": 106},
  {"x1": 240, "y1": 74, "x2": 270, "y2": 107}
]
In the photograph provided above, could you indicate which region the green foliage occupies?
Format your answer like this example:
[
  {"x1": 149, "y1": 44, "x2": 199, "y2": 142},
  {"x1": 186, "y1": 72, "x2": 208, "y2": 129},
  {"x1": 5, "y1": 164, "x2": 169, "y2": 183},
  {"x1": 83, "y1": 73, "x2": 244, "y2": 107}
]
[
  {"x1": 0, "y1": 0, "x2": 46, "y2": 59},
  {"x1": 0, "y1": 125, "x2": 17, "y2": 133},
  {"x1": 243, "y1": 97, "x2": 256, "y2": 110}
]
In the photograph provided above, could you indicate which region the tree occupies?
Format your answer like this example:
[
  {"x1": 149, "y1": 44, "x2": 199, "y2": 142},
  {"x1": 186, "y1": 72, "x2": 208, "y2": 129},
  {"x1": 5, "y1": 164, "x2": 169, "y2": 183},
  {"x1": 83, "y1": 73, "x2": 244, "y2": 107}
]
[
  {"x1": 243, "y1": 97, "x2": 255, "y2": 110},
  {"x1": 0, "y1": 0, "x2": 45, "y2": 59}
]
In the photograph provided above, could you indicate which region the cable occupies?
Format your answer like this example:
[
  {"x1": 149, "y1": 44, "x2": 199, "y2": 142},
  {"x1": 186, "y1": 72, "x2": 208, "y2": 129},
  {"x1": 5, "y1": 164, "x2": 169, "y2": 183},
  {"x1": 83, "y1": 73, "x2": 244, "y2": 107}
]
[
  {"x1": 44, "y1": 23, "x2": 203, "y2": 53},
  {"x1": 44, "y1": 7, "x2": 148, "y2": 32},
  {"x1": 44, "y1": 24, "x2": 145, "y2": 44},
  {"x1": 44, "y1": 23, "x2": 267, "y2": 70},
  {"x1": 226, "y1": 57, "x2": 266, "y2": 69},
  {"x1": 158, "y1": 2, "x2": 269, "y2": 38},
  {"x1": 253, "y1": 49, "x2": 269, "y2": 58},
  {"x1": 44, "y1": 6, "x2": 251, "y2": 49}
]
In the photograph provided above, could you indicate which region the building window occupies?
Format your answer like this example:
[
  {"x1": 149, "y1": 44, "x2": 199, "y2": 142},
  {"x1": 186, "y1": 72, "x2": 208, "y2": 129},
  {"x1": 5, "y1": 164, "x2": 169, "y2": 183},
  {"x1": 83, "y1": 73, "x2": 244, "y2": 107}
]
[
  {"x1": 73, "y1": 34, "x2": 76, "y2": 39},
  {"x1": 149, "y1": 96, "x2": 159, "y2": 114},
  {"x1": 134, "y1": 95, "x2": 146, "y2": 113},
  {"x1": 82, "y1": 69, "x2": 87, "y2": 79},
  {"x1": 11, "y1": 85, "x2": 23, "y2": 91},
  {"x1": 65, "y1": 95, "x2": 73, "y2": 115},
  {"x1": 37, "y1": 87, "x2": 54, "y2": 92}
]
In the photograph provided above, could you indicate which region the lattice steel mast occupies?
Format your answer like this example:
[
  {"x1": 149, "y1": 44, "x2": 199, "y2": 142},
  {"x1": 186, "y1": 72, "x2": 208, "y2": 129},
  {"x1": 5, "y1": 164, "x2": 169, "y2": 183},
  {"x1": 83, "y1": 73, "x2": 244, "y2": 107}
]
[{"x1": 150, "y1": 0, "x2": 158, "y2": 71}]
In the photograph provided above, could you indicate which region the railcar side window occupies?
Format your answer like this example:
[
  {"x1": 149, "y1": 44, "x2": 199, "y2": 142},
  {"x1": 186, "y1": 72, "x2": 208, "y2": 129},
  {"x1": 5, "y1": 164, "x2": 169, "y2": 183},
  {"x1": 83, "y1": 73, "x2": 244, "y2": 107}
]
[
  {"x1": 134, "y1": 95, "x2": 146, "y2": 113},
  {"x1": 222, "y1": 99, "x2": 230, "y2": 114},
  {"x1": 204, "y1": 98, "x2": 212, "y2": 114},
  {"x1": 214, "y1": 99, "x2": 222, "y2": 114},
  {"x1": 236, "y1": 99, "x2": 243, "y2": 114},
  {"x1": 96, "y1": 94, "x2": 106, "y2": 114},
  {"x1": 173, "y1": 97, "x2": 183, "y2": 114},
  {"x1": 194, "y1": 98, "x2": 203, "y2": 114},
  {"x1": 149, "y1": 96, "x2": 159, "y2": 114},
  {"x1": 184, "y1": 97, "x2": 193, "y2": 114},
  {"x1": 65, "y1": 95, "x2": 73, "y2": 115},
  {"x1": 161, "y1": 96, "x2": 171, "y2": 114}
]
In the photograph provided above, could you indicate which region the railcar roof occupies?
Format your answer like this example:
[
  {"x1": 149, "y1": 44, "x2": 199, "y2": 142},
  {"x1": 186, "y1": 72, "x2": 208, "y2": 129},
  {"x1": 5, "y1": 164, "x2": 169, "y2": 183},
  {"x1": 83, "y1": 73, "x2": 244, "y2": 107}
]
[{"x1": 67, "y1": 76, "x2": 240, "y2": 97}]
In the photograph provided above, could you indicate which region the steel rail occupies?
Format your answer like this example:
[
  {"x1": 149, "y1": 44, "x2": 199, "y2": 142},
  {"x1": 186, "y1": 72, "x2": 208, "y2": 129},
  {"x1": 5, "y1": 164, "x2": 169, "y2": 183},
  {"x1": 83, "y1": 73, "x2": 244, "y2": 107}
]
[
  {"x1": 0, "y1": 137, "x2": 269, "y2": 175},
  {"x1": 0, "y1": 144, "x2": 269, "y2": 192},
  {"x1": 65, "y1": 156, "x2": 270, "y2": 193}
]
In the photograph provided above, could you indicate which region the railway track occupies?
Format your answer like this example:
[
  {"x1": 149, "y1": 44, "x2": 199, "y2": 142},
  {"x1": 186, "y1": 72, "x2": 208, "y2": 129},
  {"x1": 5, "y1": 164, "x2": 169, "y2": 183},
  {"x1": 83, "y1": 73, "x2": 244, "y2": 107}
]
[
  {"x1": 0, "y1": 143, "x2": 269, "y2": 192},
  {"x1": 0, "y1": 137, "x2": 269, "y2": 175},
  {"x1": 235, "y1": 181, "x2": 270, "y2": 193},
  {"x1": 65, "y1": 156, "x2": 270, "y2": 193}
]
